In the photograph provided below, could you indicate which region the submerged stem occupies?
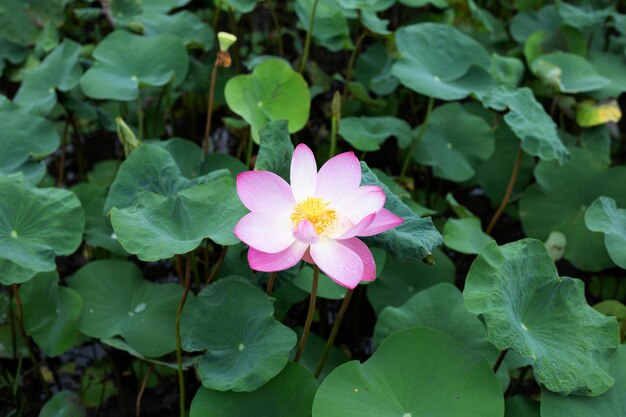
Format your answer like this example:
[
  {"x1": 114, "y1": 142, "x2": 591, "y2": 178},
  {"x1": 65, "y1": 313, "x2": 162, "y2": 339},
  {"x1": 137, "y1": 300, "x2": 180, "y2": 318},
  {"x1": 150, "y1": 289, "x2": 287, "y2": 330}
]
[
  {"x1": 294, "y1": 265, "x2": 320, "y2": 363},
  {"x1": 400, "y1": 96, "x2": 435, "y2": 178},
  {"x1": 175, "y1": 256, "x2": 192, "y2": 417},
  {"x1": 314, "y1": 289, "x2": 353, "y2": 377}
]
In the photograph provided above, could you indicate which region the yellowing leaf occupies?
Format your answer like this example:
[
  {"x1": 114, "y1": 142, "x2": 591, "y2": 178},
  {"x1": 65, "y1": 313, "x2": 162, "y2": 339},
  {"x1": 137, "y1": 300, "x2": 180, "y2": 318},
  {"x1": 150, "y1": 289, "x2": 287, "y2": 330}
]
[{"x1": 577, "y1": 100, "x2": 622, "y2": 127}]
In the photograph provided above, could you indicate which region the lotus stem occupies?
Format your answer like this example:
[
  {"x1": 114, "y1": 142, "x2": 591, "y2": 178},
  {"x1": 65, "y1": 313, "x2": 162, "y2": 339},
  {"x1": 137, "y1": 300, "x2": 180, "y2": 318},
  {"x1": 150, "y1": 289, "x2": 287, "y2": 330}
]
[
  {"x1": 135, "y1": 364, "x2": 153, "y2": 417},
  {"x1": 175, "y1": 255, "x2": 192, "y2": 417},
  {"x1": 266, "y1": 272, "x2": 278, "y2": 295},
  {"x1": 297, "y1": 0, "x2": 320, "y2": 73},
  {"x1": 137, "y1": 90, "x2": 144, "y2": 140},
  {"x1": 486, "y1": 146, "x2": 524, "y2": 235},
  {"x1": 294, "y1": 265, "x2": 320, "y2": 363},
  {"x1": 342, "y1": 31, "x2": 367, "y2": 98},
  {"x1": 400, "y1": 96, "x2": 435, "y2": 178},
  {"x1": 203, "y1": 59, "x2": 220, "y2": 155},
  {"x1": 492, "y1": 349, "x2": 508, "y2": 373},
  {"x1": 314, "y1": 289, "x2": 353, "y2": 378}
]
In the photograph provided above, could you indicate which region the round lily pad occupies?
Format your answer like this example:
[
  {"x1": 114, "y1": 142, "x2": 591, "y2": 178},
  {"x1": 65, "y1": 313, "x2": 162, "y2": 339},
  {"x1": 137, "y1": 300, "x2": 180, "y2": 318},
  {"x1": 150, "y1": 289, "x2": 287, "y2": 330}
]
[
  {"x1": 104, "y1": 144, "x2": 246, "y2": 261},
  {"x1": 413, "y1": 102, "x2": 495, "y2": 182},
  {"x1": 585, "y1": 197, "x2": 626, "y2": 269},
  {"x1": 190, "y1": 363, "x2": 318, "y2": 417},
  {"x1": 181, "y1": 278, "x2": 297, "y2": 392},
  {"x1": 463, "y1": 239, "x2": 620, "y2": 396},
  {"x1": 19, "y1": 272, "x2": 82, "y2": 357},
  {"x1": 339, "y1": 116, "x2": 413, "y2": 151},
  {"x1": 68, "y1": 260, "x2": 184, "y2": 358},
  {"x1": 80, "y1": 30, "x2": 189, "y2": 101},
  {"x1": 392, "y1": 23, "x2": 492, "y2": 100},
  {"x1": 541, "y1": 346, "x2": 626, "y2": 417},
  {"x1": 312, "y1": 327, "x2": 504, "y2": 417},
  {"x1": 225, "y1": 59, "x2": 310, "y2": 142},
  {"x1": 519, "y1": 147, "x2": 626, "y2": 271},
  {"x1": 0, "y1": 175, "x2": 84, "y2": 285}
]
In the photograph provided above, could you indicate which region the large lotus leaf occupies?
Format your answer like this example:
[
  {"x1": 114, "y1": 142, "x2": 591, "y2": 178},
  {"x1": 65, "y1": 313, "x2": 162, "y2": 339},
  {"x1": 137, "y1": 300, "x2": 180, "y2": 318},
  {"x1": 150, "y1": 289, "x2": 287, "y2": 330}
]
[
  {"x1": 392, "y1": 23, "x2": 492, "y2": 100},
  {"x1": 290, "y1": 327, "x2": 349, "y2": 380},
  {"x1": 463, "y1": 239, "x2": 620, "y2": 396},
  {"x1": 510, "y1": 5, "x2": 562, "y2": 43},
  {"x1": 295, "y1": 0, "x2": 352, "y2": 52},
  {"x1": 181, "y1": 279, "x2": 296, "y2": 392},
  {"x1": 225, "y1": 59, "x2": 310, "y2": 142},
  {"x1": 14, "y1": 39, "x2": 82, "y2": 115},
  {"x1": 367, "y1": 248, "x2": 454, "y2": 315},
  {"x1": 190, "y1": 363, "x2": 318, "y2": 417},
  {"x1": 413, "y1": 102, "x2": 495, "y2": 182},
  {"x1": 585, "y1": 197, "x2": 626, "y2": 269},
  {"x1": 0, "y1": 175, "x2": 84, "y2": 285},
  {"x1": 0, "y1": 107, "x2": 60, "y2": 183},
  {"x1": 104, "y1": 144, "x2": 245, "y2": 261},
  {"x1": 588, "y1": 50, "x2": 626, "y2": 99},
  {"x1": 443, "y1": 218, "x2": 493, "y2": 255},
  {"x1": 557, "y1": 2, "x2": 613, "y2": 33},
  {"x1": 143, "y1": 0, "x2": 191, "y2": 12},
  {"x1": 481, "y1": 86, "x2": 569, "y2": 164},
  {"x1": 20, "y1": 272, "x2": 82, "y2": 357},
  {"x1": 255, "y1": 120, "x2": 294, "y2": 181},
  {"x1": 542, "y1": 345, "x2": 626, "y2": 416},
  {"x1": 360, "y1": 162, "x2": 442, "y2": 262},
  {"x1": 531, "y1": 52, "x2": 609, "y2": 93},
  {"x1": 520, "y1": 148, "x2": 626, "y2": 271},
  {"x1": 138, "y1": 10, "x2": 214, "y2": 51},
  {"x1": 80, "y1": 30, "x2": 189, "y2": 101},
  {"x1": 505, "y1": 396, "x2": 540, "y2": 417},
  {"x1": 68, "y1": 260, "x2": 183, "y2": 358},
  {"x1": 339, "y1": 116, "x2": 412, "y2": 151},
  {"x1": 474, "y1": 122, "x2": 535, "y2": 204},
  {"x1": 0, "y1": 0, "x2": 68, "y2": 46},
  {"x1": 39, "y1": 390, "x2": 86, "y2": 417},
  {"x1": 312, "y1": 327, "x2": 503, "y2": 417},
  {"x1": 354, "y1": 42, "x2": 399, "y2": 96}
]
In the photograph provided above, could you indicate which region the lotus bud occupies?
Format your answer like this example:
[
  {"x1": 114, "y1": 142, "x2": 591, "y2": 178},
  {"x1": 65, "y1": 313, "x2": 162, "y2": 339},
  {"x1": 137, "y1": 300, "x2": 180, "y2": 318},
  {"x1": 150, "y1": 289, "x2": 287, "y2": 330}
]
[{"x1": 116, "y1": 117, "x2": 142, "y2": 156}]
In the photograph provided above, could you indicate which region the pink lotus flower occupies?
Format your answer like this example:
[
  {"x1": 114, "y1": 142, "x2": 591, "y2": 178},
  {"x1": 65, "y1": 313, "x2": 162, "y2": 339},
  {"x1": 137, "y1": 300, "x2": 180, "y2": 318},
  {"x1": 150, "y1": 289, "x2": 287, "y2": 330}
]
[{"x1": 234, "y1": 144, "x2": 404, "y2": 289}]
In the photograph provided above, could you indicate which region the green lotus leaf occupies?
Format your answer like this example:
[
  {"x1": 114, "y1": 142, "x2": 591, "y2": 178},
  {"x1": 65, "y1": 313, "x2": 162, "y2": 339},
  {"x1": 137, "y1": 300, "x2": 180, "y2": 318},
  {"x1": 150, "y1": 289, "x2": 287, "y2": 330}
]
[
  {"x1": 541, "y1": 345, "x2": 626, "y2": 416},
  {"x1": 360, "y1": 162, "x2": 442, "y2": 263},
  {"x1": 490, "y1": 53, "x2": 525, "y2": 88},
  {"x1": 523, "y1": 27, "x2": 586, "y2": 65},
  {"x1": 190, "y1": 363, "x2": 318, "y2": 417},
  {"x1": 293, "y1": 266, "x2": 347, "y2": 300},
  {"x1": 505, "y1": 396, "x2": 540, "y2": 417},
  {"x1": 19, "y1": 272, "x2": 82, "y2": 357},
  {"x1": 14, "y1": 39, "x2": 82, "y2": 115},
  {"x1": 0, "y1": 35, "x2": 27, "y2": 74},
  {"x1": 148, "y1": 137, "x2": 203, "y2": 178},
  {"x1": 474, "y1": 123, "x2": 535, "y2": 204},
  {"x1": 80, "y1": 30, "x2": 189, "y2": 101},
  {"x1": 201, "y1": 153, "x2": 247, "y2": 177},
  {"x1": 531, "y1": 52, "x2": 609, "y2": 93},
  {"x1": 338, "y1": 0, "x2": 394, "y2": 10},
  {"x1": 0, "y1": 175, "x2": 84, "y2": 285},
  {"x1": 585, "y1": 197, "x2": 626, "y2": 269},
  {"x1": 142, "y1": 0, "x2": 191, "y2": 12},
  {"x1": 295, "y1": 0, "x2": 352, "y2": 52},
  {"x1": 367, "y1": 248, "x2": 454, "y2": 315},
  {"x1": 510, "y1": 5, "x2": 562, "y2": 43},
  {"x1": 360, "y1": 8, "x2": 390, "y2": 35},
  {"x1": 104, "y1": 144, "x2": 246, "y2": 261},
  {"x1": 588, "y1": 50, "x2": 626, "y2": 99},
  {"x1": 219, "y1": 0, "x2": 258, "y2": 13},
  {"x1": 39, "y1": 390, "x2": 86, "y2": 417},
  {"x1": 520, "y1": 148, "x2": 626, "y2": 271},
  {"x1": 0, "y1": 0, "x2": 68, "y2": 46},
  {"x1": 594, "y1": 300, "x2": 626, "y2": 341},
  {"x1": 557, "y1": 2, "x2": 613, "y2": 33},
  {"x1": 312, "y1": 327, "x2": 504, "y2": 417},
  {"x1": 0, "y1": 107, "x2": 60, "y2": 183},
  {"x1": 481, "y1": 86, "x2": 569, "y2": 164},
  {"x1": 392, "y1": 23, "x2": 492, "y2": 100},
  {"x1": 443, "y1": 218, "x2": 493, "y2": 255},
  {"x1": 254, "y1": 120, "x2": 294, "y2": 180},
  {"x1": 68, "y1": 260, "x2": 184, "y2": 358},
  {"x1": 225, "y1": 59, "x2": 310, "y2": 142},
  {"x1": 79, "y1": 364, "x2": 118, "y2": 407},
  {"x1": 181, "y1": 279, "x2": 297, "y2": 392},
  {"x1": 138, "y1": 10, "x2": 214, "y2": 51},
  {"x1": 413, "y1": 102, "x2": 495, "y2": 182},
  {"x1": 339, "y1": 116, "x2": 413, "y2": 151},
  {"x1": 399, "y1": 0, "x2": 448, "y2": 7},
  {"x1": 354, "y1": 42, "x2": 398, "y2": 96},
  {"x1": 290, "y1": 327, "x2": 349, "y2": 380},
  {"x1": 576, "y1": 99, "x2": 621, "y2": 128},
  {"x1": 463, "y1": 239, "x2": 620, "y2": 395}
]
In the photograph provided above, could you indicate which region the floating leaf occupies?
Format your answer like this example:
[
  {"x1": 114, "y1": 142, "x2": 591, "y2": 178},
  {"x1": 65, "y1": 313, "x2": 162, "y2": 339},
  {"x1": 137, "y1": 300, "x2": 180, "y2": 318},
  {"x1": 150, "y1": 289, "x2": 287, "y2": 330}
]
[
  {"x1": 360, "y1": 162, "x2": 442, "y2": 262},
  {"x1": 0, "y1": 175, "x2": 84, "y2": 285},
  {"x1": 585, "y1": 197, "x2": 626, "y2": 269},
  {"x1": 463, "y1": 239, "x2": 620, "y2": 395},
  {"x1": 190, "y1": 363, "x2": 318, "y2": 417},
  {"x1": 68, "y1": 260, "x2": 183, "y2": 358},
  {"x1": 443, "y1": 218, "x2": 493, "y2": 255},
  {"x1": 20, "y1": 272, "x2": 82, "y2": 357},
  {"x1": 520, "y1": 148, "x2": 626, "y2": 271},
  {"x1": 312, "y1": 327, "x2": 504, "y2": 417},
  {"x1": 367, "y1": 248, "x2": 454, "y2": 315},
  {"x1": 339, "y1": 116, "x2": 413, "y2": 151},
  {"x1": 576, "y1": 100, "x2": 621, "y2": 127},
  {"x1": 413, "y1": 102, "x2": 495, "y2": 182},
  {"x1": 80, "y1": 30, "x2": 189, "y2": 101},
  {"x1": 181, "y1": 279, "x2": 296, "y2": 392},
  {"x1": 105, "y1": 144, "x2": 246, "y2": 261},
  {"x1": 481, "y1": 86, "x2": 570, "y2": 164},
  {"x1": 392, "y1": 23, "x2": 492, "y2": 100},
  {"x1": 39, "y1": 390, "x2": 86, "y2": 417},
  {"x1": 541, "y1": 346, "x2": 626, "y2": 416},
  {"x1": 255, "y1": 120, "x2": 294, "y2": 180},
  {"x1": 531, "y1": 52, "x2": 609, "y2": 93},
  {"x1": 225, "y1": 59, "x2": 310, "y2": 142}
]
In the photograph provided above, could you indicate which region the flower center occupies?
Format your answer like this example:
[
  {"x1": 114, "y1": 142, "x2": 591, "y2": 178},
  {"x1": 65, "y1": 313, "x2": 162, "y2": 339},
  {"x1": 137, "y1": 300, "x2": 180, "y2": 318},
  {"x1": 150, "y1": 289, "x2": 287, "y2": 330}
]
[{"x1": 290, "y1": 197, "x2": 337, "y2": 236}]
